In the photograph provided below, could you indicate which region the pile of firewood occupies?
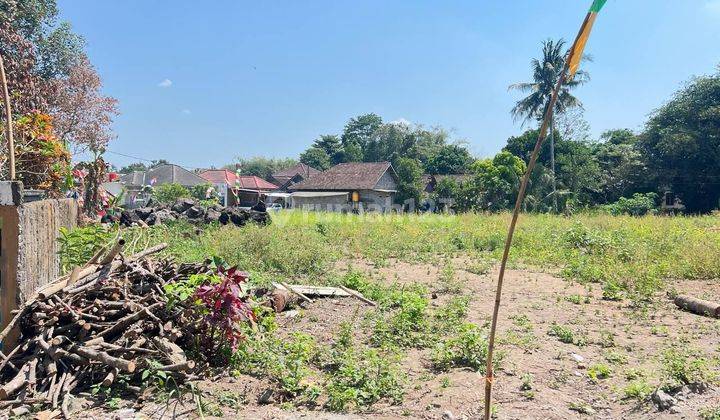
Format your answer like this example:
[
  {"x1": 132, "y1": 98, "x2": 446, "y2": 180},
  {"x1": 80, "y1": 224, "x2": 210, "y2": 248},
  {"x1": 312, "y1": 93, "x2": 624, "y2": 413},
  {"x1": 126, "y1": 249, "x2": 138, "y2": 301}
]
[{"x1": 0, "y1": 239, "x2": 213, "y2": 416}]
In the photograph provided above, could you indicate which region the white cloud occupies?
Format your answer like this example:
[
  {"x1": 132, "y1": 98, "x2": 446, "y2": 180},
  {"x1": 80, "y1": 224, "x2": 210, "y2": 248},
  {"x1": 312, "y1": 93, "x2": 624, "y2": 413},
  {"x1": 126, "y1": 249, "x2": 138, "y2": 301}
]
[
  {"x1": 707, "y1": 0, "x2": 720, "y2": 14},
  {"x1": 181, "y1": 109, "x2": 191, "y2": 115},
  {"x1": 157, "y1": 79, "x2": 173, "y2": 88},
  {"x1": 390, "y1": 118, "x2": 412, "y2": 126}
]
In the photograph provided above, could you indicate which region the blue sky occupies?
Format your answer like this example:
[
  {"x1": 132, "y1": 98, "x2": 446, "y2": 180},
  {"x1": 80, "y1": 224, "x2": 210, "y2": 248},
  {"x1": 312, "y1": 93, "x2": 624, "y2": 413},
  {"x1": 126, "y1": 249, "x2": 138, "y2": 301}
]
[{"x1": 59, "y1": 0, "x2": 720, "y2": 169}]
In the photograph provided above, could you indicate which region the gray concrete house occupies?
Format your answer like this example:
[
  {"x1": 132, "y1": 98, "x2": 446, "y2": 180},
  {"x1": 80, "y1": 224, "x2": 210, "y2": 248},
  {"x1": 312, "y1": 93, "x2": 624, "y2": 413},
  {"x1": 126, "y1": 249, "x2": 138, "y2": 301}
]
[{"x1": 288, "y1": 162, "x2": 398, "y2": 213}]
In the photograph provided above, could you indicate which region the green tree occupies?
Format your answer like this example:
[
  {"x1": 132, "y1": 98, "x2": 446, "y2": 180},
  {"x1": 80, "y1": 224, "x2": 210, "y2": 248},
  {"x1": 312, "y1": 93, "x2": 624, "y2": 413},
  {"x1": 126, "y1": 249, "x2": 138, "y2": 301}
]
[
  {"x1": 148, "y1": 159, "x2": 170, "y2": 169},
  {"x1": 509, "y1": 38, "x2": 590, "y2": 211},
  {"x1": 593, "y1": 129, "x2": 649, "y2": 203},
  {"x1": 431, "y1": 177, "x2": 459, "y2": 212},
  {"x1": 311, "y1": 134, "x2": 343, "y2": 164},
  {"x1": 119, "y1": 162, "x2": 147, "y2": 174},
  {"x1": 425, "y1": 144, "x2": 473, "y2": 174},
  {"x1": 299, "y1": 147, "x2": 332, "y2": 171},
  {"x1": 229, "y1": 157, "x2": 298, "y2": 180},
  {"x1": 394, "y1": 157, "x2": 424, "y2": 208},
  {"x1": 638, "y1": 70, "x2": 720, "y2": 212},
  {"x1": 455, "y1": 152, "x2": 526, "y2": 212},
  {"x1": 152, "y1": 183, "x2": 190, "y2": 204},
  {"x1": 341, "y1": 113, "x2": 383, "y2": 154}
]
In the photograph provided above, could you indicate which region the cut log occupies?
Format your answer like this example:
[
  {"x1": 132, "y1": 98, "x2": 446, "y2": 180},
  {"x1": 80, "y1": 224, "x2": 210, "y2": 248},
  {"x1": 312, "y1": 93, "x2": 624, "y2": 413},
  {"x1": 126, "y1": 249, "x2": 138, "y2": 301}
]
[
  {"x1": 152, "y1": 337, "x2": 187, "y2": 365},
  {"x1": 99, "y1": 237, "x2": 126, "y2": 265},
  {"x1": 674, "y1": 295, "x2": 720, "y2": 318},
  {"x1": 67, "y1": 344, "x2": 136, "y2": 373},
  {"x1": 0, "y1": 359, "x2": 33, "y2": 400}
]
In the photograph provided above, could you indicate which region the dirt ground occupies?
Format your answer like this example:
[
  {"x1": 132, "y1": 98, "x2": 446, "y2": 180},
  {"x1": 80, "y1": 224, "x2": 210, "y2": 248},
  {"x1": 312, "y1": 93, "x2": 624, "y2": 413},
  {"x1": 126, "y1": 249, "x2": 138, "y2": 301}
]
[{"x1": 75, "y1": 258, "x2": 720, "y2": 419}]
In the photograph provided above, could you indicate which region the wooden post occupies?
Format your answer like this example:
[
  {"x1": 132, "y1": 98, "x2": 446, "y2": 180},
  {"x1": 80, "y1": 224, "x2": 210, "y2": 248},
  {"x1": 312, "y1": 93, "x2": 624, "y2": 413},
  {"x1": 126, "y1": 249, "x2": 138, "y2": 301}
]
[
  {"x1": 482, "y1": 3, "x2": 606, "y2": 417},
  {"x1": 0, "y1": 53, "x2": 15, "y2": 180}
]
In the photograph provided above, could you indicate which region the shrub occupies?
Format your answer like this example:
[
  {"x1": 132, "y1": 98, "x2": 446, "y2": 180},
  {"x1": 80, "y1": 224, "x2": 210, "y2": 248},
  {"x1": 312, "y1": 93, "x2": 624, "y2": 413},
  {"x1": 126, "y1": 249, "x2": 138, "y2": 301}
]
[
  {"x1": 661, "y1": 346, "x2": 718, "y2": 389},
  {"x1": 603, "y1": 192, "x2": 659, "y2": 216},
  {"x1": 587, "y1": 364, "x2": 611, "y2": 382},
  {"x1": 547, "y1": 323, "x2": 575, "y2": 344},
  {"x1": 192, "y1": 266, "x2": 255, "y2": 359},
  {"x1": 325, "y1": 348, "x2": 404, "y2": 411},
  {"x1": 431, "y1": 323, "x2": 497, "y2": 373},
  {"x1": 58, "y1": 225, "x2": 114, "y2": 273},
  {"x1": 152, "y1": 183, "x2": 190, "y2": 204},
  {"x1": 623, "y1": 380, "x2": 653, "y2": 400}
]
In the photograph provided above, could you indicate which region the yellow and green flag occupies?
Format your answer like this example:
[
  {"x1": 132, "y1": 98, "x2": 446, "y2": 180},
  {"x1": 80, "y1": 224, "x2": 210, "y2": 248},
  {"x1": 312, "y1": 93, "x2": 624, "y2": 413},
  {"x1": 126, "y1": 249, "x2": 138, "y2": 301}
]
[{"x1": 567, "y1": 0, "x2": 607, "y2": 79}]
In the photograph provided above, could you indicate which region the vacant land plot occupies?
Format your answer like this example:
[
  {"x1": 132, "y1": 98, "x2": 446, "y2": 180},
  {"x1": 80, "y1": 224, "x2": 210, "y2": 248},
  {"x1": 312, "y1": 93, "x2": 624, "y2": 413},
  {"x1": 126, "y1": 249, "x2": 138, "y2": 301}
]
[{"x1": 61, "y1": 212, "x2": 720, "y2": 419}]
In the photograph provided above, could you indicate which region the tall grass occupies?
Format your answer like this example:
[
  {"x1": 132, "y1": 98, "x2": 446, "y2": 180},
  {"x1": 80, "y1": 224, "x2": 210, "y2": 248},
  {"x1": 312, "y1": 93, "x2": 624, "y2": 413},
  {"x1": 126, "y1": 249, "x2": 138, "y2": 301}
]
[{"x1": 112, "y1": 211, "x2": 720, "y2": 297}]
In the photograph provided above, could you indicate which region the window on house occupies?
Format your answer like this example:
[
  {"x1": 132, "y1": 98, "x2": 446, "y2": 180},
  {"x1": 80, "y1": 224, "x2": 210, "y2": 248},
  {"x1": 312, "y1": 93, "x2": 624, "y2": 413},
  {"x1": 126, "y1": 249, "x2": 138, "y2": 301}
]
[{"x1": 665, "y1": 192, "x2": 675, "y2": 207}]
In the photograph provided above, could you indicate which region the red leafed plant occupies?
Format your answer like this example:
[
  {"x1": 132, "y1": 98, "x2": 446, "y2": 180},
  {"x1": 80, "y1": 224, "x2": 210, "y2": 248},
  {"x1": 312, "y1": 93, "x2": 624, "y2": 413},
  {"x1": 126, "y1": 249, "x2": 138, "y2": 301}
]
[{"x1": 192, "y1": 266, "x2": 256, "y2": 357}]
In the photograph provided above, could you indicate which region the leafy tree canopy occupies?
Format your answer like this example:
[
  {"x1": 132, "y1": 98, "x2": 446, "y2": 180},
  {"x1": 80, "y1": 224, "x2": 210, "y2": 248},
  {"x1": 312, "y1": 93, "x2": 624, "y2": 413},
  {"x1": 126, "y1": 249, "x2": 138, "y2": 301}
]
[
  {"x1": 425, "y1": 144, "x2": 474, "y2": 175},
  {"x1": 299, "y1": 147, "x2": 332, "y2": 171},
  {"x1": 638, "y1": 70, "x2": 720, "y2": 212},
  {"x1": 227, "y1": 157, "x2": 298, "y2": 180}
]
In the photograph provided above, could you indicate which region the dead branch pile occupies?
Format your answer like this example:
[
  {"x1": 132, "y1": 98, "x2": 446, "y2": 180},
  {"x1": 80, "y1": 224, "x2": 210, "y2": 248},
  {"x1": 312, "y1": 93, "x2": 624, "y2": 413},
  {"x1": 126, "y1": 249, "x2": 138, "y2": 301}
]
[{"x1": 0, "y1": 240, "x2": 213, "y2": 415}]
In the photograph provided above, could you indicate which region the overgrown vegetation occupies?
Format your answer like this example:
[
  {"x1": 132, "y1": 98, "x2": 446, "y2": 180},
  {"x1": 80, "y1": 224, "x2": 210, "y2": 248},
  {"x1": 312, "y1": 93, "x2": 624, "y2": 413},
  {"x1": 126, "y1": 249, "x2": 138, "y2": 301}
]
[{"x1": 56, "y1": 210, "x2": 720, "y2": 414}]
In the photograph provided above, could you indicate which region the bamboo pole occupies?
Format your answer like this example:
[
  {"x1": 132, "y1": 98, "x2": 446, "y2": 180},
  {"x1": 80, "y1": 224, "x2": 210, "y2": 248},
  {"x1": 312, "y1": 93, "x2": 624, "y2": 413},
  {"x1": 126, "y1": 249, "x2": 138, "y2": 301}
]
[
  {"x1": 0, "y1": 52, "x2": 15, "y2": 180},
  {"x1": 482, "y1": 7, "x2": 602, "y2": 418}
]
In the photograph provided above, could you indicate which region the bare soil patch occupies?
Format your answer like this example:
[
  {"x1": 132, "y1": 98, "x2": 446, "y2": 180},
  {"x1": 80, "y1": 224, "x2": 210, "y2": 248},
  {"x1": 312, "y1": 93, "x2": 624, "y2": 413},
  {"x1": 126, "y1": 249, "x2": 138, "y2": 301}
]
[{"x1": 78, "y1": 259, "x2": 720, "y2": 419}]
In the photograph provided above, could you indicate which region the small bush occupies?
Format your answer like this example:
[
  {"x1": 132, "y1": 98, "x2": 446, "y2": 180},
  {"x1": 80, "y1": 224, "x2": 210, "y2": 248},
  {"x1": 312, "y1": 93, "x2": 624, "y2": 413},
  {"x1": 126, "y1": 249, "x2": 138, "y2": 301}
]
[
  {"x1": 325, "y1": 348, "x2": 404, "y2": 412},
  {"x1": 58, "y1": 225, "x2": 114, "y2": 273},
  {"x1": 661, "y1": 346, "x2": 718, "y2": 389},
  {"x1": 587, "y1": 364, "x2": 611, "y2": 382},
  {"x1": 152, "y1": 183, "x2": 190, "y2": 204},
  {"x1": 431, "y1": 323, "x2": 497, "y2": 373},
  {"x1": 623, "y1": 380, "x2": 653, "y2": 400},
  {"x1": 603, "y1": 192, "x2": 659, "y2": 216},
  {"x1": 547, "y1": 323, "x2": 575, "y2": 344},
  {"x1": 700, "y1": 406, "x2": 720, "y2": 420}
]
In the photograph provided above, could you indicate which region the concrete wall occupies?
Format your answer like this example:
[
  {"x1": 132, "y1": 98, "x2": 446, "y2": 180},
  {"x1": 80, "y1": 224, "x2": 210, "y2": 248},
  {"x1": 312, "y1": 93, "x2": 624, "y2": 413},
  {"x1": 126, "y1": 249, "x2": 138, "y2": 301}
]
[
  {"x1": 291, "y1": 193, "x2": 349, "y2": 211},
  {"x1": 1, "y1": 182, "x2": 79, "y2": 346},
  {"x1": 375, "y1": 170, "x2": 398, "y2": 191},
  {"x1": 359, "y1": 190, "x2": 395, "y2": 213},
  {"x1": 16, "y1": 198, "x2": 79, "y2": 301}
]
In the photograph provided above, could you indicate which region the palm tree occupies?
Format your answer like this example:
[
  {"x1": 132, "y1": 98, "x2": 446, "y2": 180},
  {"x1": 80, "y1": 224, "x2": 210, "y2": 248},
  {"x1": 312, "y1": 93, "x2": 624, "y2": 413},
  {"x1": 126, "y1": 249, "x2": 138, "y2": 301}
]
[{"x1": 509, "y1": 38, "x2": 589, "y2": 212}]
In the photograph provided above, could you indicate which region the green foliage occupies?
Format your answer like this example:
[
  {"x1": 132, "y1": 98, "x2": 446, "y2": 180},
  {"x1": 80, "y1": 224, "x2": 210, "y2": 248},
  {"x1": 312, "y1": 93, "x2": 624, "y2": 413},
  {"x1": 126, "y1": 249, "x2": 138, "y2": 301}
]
[
  {"x1": 299, "y1": 147, "x2": 332, "y2": 171},
  {"x1": 700, "y1": 406, "x2": 720, "y2": 420},
  {"x1": 394, "y1": 157, "x2": 424, "y2": 206},
  {"x1": 189, "y1": 183, "x2": 217, "y2": 203},
  {"x1": 622, "y1": 380, "x2": 653, "y2": 400},
  {"x1": 639, "y1": 69, "x2": 720, "y2": 213},
  {"x1": 58, "y1": 225, "x2": 114, "y2": 273},
  {"x1": 587, "y1": 364, "x2": 611, "y2": 382},
  {"x1": 163, "y1": 272, "x2": 221, "y2": 308},
  {"x1": 152, "y1": 183, "x2": 190, "y2": 204},
  {"x1": 547, "y1": 323, "x2": 585, "y2": 346},
  {"x1": 234, "y1": 332, "x2": 319, "y2": 398},
  {"x1": 425, "y1": 144, "x2": 473, "y2": 175},
  {"x1": 228, "y1": 157, "x2": 298, "y2": 180},
  {"x1": 431, "y1": 323, "x2": 498, "y2": 373},
  {"x1": 371, "y1": 285, "x2": 431, "y2": 348},
  {"x1": 325, "y1": 346, "x2": 405, "y2": 411},
  {"x1": 661, "y1": 346, "x2": 718, "y2": 388},
  {"x1": 453, "y1": 151, "x2": 526, "y2": 212},
  {"x1": 603, "y1": 193, "x2": 659, "y2": 216}
]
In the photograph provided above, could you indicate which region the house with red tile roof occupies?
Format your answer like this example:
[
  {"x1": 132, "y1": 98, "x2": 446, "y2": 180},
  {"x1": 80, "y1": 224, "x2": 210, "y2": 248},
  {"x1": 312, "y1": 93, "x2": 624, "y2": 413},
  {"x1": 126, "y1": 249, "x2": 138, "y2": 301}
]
[{"x1": 200, "y1": 169, "x2": 278, "y2": 207}]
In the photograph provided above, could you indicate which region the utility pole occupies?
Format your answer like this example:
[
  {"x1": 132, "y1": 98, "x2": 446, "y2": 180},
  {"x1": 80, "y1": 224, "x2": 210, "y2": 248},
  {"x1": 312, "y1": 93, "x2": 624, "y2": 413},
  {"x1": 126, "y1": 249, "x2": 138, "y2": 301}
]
[{"x1": 0, "y1": 52, "x2": 15, "y2": 180}]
